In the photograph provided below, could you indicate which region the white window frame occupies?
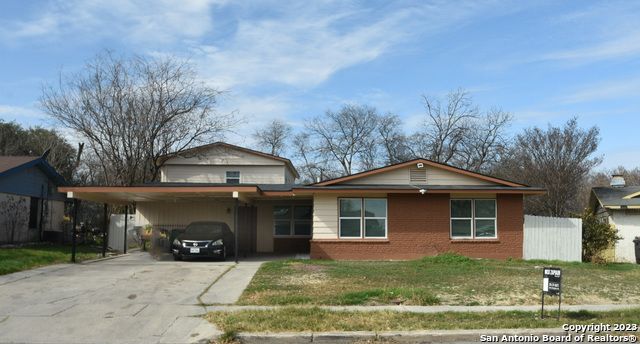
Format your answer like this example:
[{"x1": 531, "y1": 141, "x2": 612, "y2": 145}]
[
  {"x1": 338, "y1": 198, "x2": 387, "y2": 239},
  {"x1": 273, "y1": 204, "x2": 312, "y2": 238},
  {"x1": 450, "y1": 199, "x2": 473, "y2": 239},
  {"x1": 225, "y1": 171, "x2": 240, "y2": 184},
  {"x1": 363, "y1": 198, "x2": 388, "y2": 239},
  {"x1": 473, "y1": 199, "x2": 497, "y2": 239},
  {"x1": 449, "y1": 199, "x2": 497, "y2": 240}
]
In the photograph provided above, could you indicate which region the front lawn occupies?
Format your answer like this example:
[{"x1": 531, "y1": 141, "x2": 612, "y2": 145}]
[
  {"x1": 0, "y1": 244, "x2": 106, "y2": 275},
  {"x1": 238, "y1": 253, "x2": 640, "y2": 306},
  {"x1": 207, "y1": 307, "x2": 640, "y2": 333}
]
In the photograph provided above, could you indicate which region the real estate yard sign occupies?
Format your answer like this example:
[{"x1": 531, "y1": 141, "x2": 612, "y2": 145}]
[{"x1": 541, "y1": 267, "x2": 562, "y2": 319}]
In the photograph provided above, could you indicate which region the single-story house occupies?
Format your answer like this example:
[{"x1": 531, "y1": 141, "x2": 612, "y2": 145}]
[
  {"x1": 590, "y1": 175, "x2": 640, "y2": 263},
  {"x1": 0, "y1": 153, "x2": 66, "y2": 244},
  {"x1": 60, "y1": 142, "x2": 544, "y2": 260}
]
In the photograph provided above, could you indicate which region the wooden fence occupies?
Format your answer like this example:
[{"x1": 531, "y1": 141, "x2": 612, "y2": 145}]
[{"x1": 523, "y1": 215, "x2": 582, "y2": 262}]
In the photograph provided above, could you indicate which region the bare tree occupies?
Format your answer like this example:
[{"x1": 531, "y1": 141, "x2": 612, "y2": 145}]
[
  {"x1": 253, "y1": 119, "x2": 292, "y2": 156},
  {"x1": 411, "y1": 89, "x2": 478, "y2": 164},
  {"x1": 496, "y1": 118, "x2": 601, "y2": 216},
  {"x1": 41, "y1": 51, "x2": 236, "y2": 186},
  {"x1": 291, "y1": 132, "x2": 339, "y2": 183},
  {"x1": 306, "y1": 104, "x2": 380, "y2": 176},
  {"x1": 458, "y1": 108, "x2": 512, "y2": 172},
  {"x1": 378, "y1": 114, "x2": 413, "y2": 164}
]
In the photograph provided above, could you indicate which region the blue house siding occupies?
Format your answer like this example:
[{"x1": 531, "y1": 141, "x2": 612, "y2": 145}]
[{"x1": 0, "y1": 165, "x2": 66, "y2": 201}]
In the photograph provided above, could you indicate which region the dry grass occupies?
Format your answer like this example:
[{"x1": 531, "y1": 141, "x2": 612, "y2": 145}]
[
  {"x1": 206, "y1": 307, "x2": 640, "y2": 333},
  {"x1": 238, "y1": 253, "x2": 640, "y2": 306}
]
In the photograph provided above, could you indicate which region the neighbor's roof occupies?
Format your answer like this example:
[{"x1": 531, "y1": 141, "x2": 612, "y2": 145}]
[
  {"x1": 591, "y1": 186, "x2": 640, "y2": 208},
  {"x1": 0, "y1": 155, "x2": 67, "y2": 186},
  {"x1": 0, "y1": 156, "x2": 39, "y2": 173},
  {"x1": 313, "y1": 158, "x2": 527, "y2": 187},
  {"x1": 158, "y1": 141, "x2": 299, "y2": 179}
]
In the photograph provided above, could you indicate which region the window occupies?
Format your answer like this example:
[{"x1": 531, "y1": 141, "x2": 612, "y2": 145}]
[
  {"x1": 273, "y1": 205, "x2": 312, "y2": 236},
  {"x1": 29, "y1": 197, "x2": 39, "y2": 229},
  {"x1": 225, "y1": 171, "x2": 240, "y2": 184},
  {"x1": 450, "y1": 199, "x2": 496, "y2": 239},
  {"x1": 339, "y1": 198, "x2": 387, "y2": 238}
]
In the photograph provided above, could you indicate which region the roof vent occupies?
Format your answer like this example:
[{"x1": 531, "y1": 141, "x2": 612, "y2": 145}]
[
  {"x1": 610, "y1": 174, "x2": 625, "y2": 188},
  {"x1": 410, "y1": 167, "x2": 427, "y2": 184}
]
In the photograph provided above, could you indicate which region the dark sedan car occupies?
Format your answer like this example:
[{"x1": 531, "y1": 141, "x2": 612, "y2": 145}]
[{"x1": 171, "y1": 221, "x2": 234, "y2": 260}]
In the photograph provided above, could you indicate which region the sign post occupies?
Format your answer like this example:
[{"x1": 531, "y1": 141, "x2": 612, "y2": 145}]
[{"x1": 541, "y1": 267, "x2": 562, "y2": 320}]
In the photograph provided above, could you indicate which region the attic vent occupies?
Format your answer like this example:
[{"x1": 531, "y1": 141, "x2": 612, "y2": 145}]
[{"x1": 410, "y1": 167, "x2": 427, "y2": 184}]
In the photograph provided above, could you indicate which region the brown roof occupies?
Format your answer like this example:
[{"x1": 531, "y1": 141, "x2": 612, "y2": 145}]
[{"x1": 0, "y1": 156, "x2": 39, "y2": 174}]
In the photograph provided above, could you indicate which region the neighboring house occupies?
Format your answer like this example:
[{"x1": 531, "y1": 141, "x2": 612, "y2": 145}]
[
  {"x1": 0, "y1": 154, "x2": 67, "y2": 244},
  {"x1": 590, "y1": 175, "x2": 640, "y2": 263},
  {"x1": 60, "y1": 142, "x2": 544, "y2": 260}
]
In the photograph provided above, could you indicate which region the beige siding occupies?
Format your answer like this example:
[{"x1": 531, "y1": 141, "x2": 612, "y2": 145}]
[
  {"x1": 313, "y1": 194, "x2": 339, "y2": 239},
  {"x1": 343, "y1": 167, "x2": 408, "y2": 185},
  {"x1": 342, "y1": 165, "x2": 496, "y2": 186},
  {"x1": 161, "y1": 165, "x2": 285, "y2": 184},
  {"x1": 135, "y1": 200, "x2": 236, "y2": 230},
  {"x1": 426, "y1": 166, "x2": 495, "y2": 185}
]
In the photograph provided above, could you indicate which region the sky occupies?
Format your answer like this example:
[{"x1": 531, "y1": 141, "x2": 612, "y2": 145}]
[{"x1": 0, "y1": 0, "x2": 639, "y2": 169}]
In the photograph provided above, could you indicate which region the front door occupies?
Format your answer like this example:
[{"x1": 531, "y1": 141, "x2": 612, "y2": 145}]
[{"x1": 237, "y1": 205, "x2": 257, "y2": 255}]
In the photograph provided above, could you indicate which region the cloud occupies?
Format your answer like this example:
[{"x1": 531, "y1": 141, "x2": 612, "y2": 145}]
[
  {"x1": 539, "y1": 32, "x2": 640, "y2": 64},
  {"x1": 193, "y1": 1, "x2": 509, "y2": 90},
  {"x1": 0, "y1": 0, "x2": 220, "y2": 44},
  {"x1": 558, "y1": 77, "x2": 640, "y2": 104},
  {"x1": 0, "y1": 104, "x2": 46, "y2": 121}
]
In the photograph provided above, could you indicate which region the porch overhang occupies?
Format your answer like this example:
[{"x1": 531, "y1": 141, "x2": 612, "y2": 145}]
[{"x1": 58, "y1": 185, "x2": 259, "y2": 204}]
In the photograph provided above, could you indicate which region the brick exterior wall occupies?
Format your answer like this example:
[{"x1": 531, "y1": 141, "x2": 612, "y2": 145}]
[
  {"x1": 310, "y1": 193, "x2": 524, "y2": 260},
  {"x1": 274, "y1": 237, "x2": 311, "y2": 254}
]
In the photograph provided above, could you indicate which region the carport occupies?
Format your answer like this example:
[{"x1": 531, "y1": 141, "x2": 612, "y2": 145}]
[{"x1": 59, "y1": 184, "x2": 264, "y2": 263}]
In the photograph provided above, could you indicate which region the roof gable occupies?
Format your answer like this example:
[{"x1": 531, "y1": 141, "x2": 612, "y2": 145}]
[
  {"x1": 592, "y1": 186, "x2": 640, "y2": 208},
  {"x1": 160, "y1": 142, "x2": 299, "y2": 178},
  {"x1": 314, "y1": 159, "x2": 524, "y2": 187},
  {"x1": 0, "y1": 155, "x2": 66, "y2": 186}
]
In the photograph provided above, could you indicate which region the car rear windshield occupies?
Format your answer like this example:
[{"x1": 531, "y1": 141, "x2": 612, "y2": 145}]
[{"x1": 185, "y1": 223, "x2": 224, "y2": 236}]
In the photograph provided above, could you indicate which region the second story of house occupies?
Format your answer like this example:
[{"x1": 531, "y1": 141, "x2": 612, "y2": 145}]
[{"x1": 158, "y1": 142, "x2": 299, "y2": 185}]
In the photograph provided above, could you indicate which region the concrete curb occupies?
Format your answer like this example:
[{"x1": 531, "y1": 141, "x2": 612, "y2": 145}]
[
  {"x1": 79, "y1": 253, "x2": 126, "y2": 264},
  {"x1": 235, "y1": 328, "x2": 569, "y2": 344},
  {"x1": 206, "y1": 303, "x2": 640, "y2": 313}
]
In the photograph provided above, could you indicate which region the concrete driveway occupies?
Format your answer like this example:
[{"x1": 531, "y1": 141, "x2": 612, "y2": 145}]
[{"x1": 0, "y1": 251, "x2": 261, "y2": 344}]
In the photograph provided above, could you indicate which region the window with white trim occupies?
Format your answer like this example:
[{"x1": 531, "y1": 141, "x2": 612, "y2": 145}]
[
  {"x1": 273, "y1": 205, "x2": 312, "y2": 237},
  {"x1": 450, "y1": 199, "x2": 496, "y2": 239},
  {"x1": 225, "y1": 171, "x2": 240, "y2": 184},
  {"x1": 339, "y1": 198, "x2": 387, "y2": 238}
]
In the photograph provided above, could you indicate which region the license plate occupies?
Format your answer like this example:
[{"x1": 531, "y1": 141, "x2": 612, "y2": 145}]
[{"x1": 190, "y1": 247, "x2": 200, "y2": 253}]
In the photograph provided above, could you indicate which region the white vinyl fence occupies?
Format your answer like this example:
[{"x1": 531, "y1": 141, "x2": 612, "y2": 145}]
[
  {"x1": 523, "y1": 215, "x2": 582, "y2": 262},
  {"x1": 108, "y1": 214, "x2": 136, "y2": 251}
]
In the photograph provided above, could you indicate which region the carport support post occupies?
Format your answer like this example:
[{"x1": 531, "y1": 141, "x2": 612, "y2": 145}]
[
  {"x1": 102, "y1": 203, "x2": 108, "y2": 258},
  {"x1": 71, "y1": 199, "x2": 79, "y2": 263},
  {"x1": 123, "y1": 204, "x2": 128, "y2": 254},
  {"x1": 233, "y1": 191, "x2": 239, "y2": 263}
]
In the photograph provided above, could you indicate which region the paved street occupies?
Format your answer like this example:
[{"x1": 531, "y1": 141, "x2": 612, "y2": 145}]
[{"x1": 0, "y1": 252, "x2": 260, "y2": 344}]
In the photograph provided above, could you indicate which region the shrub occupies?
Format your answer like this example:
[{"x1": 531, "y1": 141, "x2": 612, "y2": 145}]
[{"x1": 581, "y1": 210, "x2": 621, "y2": 263}]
